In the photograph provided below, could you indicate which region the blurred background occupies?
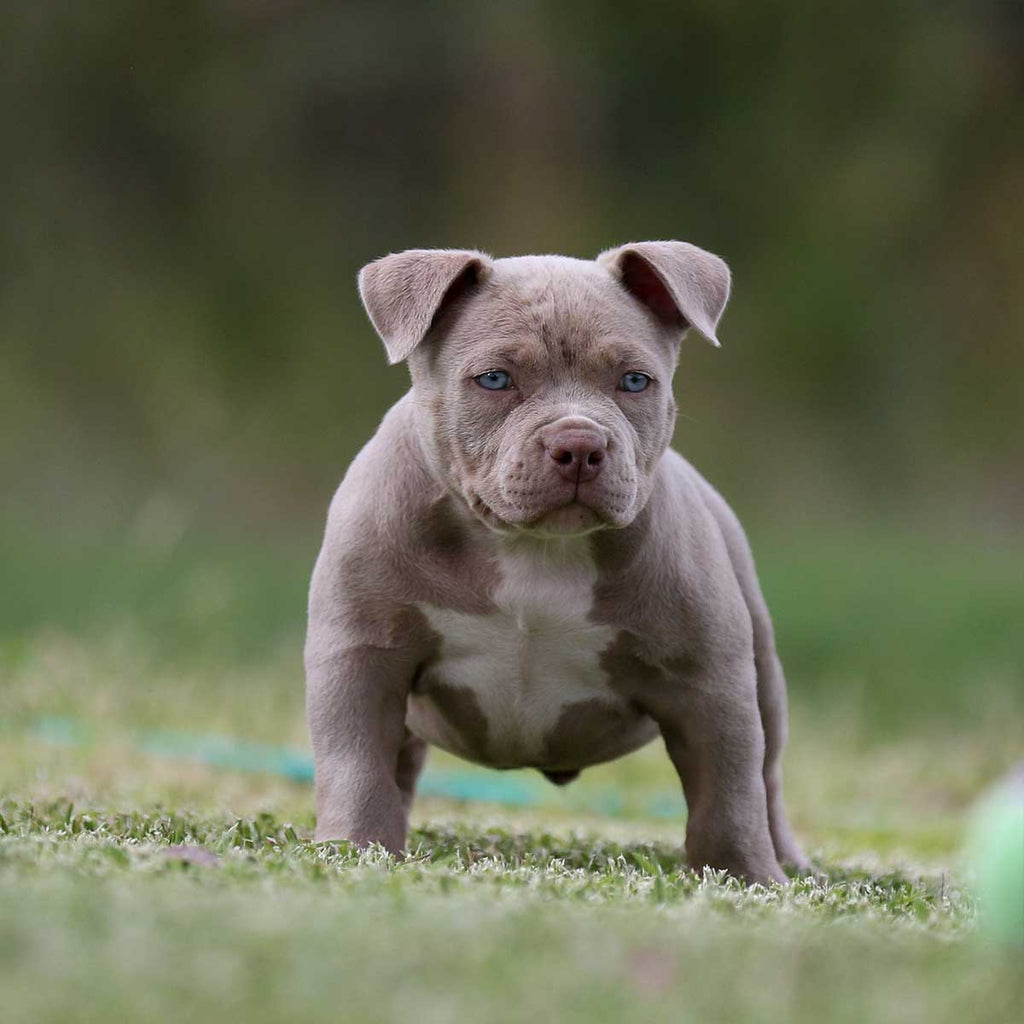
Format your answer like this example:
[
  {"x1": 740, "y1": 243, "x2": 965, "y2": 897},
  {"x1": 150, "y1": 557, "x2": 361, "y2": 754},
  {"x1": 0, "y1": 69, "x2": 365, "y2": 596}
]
[{"x1": 1, "y1": 1, "x2": 1021, "y2": 830}]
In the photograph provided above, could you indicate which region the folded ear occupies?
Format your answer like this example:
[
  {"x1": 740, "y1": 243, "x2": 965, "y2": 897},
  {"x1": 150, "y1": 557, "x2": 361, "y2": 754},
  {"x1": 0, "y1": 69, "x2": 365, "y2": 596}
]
[
  {"x1": 597, "y1": 240, "x2": 731, "y2": 347},
  {"x1": 358, "y1": 248, "x2": 493, "y2": 364}
]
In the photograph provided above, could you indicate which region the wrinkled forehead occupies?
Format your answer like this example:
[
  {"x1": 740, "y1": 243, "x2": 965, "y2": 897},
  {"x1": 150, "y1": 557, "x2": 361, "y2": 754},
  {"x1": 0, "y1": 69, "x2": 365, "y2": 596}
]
[{"x1": 440, "y1": 255, "x2": 670, "y2": 372}]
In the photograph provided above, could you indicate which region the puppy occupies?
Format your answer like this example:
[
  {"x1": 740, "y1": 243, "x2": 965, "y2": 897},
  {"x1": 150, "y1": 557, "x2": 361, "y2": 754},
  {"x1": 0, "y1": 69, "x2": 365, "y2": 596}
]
[{"x1": 305, "y1": 241, "x2": 807, "y2": 883}]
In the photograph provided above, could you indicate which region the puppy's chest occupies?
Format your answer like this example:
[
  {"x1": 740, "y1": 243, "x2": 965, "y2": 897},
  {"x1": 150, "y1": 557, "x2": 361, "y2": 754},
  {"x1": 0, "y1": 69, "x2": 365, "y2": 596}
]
[{"x1": 411, "y1": 544, "x2": 625, "y2": 763}]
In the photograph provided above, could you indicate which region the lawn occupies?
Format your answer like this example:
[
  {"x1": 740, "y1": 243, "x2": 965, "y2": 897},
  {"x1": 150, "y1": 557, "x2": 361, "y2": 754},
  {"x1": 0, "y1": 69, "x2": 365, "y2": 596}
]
[{"x1": 0, "y1": 522, "x2": 1021, "y2": 1023}]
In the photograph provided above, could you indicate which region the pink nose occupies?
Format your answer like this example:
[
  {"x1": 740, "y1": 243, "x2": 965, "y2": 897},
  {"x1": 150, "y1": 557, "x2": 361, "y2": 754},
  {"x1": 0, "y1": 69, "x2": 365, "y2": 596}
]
[{"x1": 545, "y1": 429, "x2": 607, "y2": 483}]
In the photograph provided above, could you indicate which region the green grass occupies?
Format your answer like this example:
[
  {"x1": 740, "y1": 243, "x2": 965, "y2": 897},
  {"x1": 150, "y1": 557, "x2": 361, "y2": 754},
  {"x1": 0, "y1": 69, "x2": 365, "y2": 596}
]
[
  {"x1": 1, "y1": 803, "x2": 1019, "y2": 1024},
  {"x1": 0, "y1": 521, "x2": 1021, "y2": 1022}
]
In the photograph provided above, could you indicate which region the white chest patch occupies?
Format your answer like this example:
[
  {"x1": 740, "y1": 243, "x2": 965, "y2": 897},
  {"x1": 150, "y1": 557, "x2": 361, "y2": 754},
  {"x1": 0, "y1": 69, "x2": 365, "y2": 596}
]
[{"x1": 414, "y1": 537, "x2": 619, "y2": 764}]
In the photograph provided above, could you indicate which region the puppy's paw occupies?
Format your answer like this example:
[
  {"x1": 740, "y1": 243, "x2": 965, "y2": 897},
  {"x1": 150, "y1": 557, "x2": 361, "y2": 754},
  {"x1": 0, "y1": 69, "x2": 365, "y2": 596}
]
[{"x1": 687, "y1": 829, "x2": 787, "y2": 886}]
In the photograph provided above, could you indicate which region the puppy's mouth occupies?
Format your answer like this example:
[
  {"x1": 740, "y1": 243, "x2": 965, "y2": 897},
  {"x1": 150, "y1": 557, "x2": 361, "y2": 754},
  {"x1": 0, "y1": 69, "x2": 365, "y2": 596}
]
[
  {"x1": 521, "y1": 501, "x2": 606, "y2": 538},
  {"x1": 467, "y1": 489, "x2": 610, "y2": 538}
]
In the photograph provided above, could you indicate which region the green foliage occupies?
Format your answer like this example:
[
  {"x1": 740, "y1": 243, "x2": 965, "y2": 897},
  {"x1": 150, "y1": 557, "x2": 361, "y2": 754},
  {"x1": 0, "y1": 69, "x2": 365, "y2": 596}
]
[
  {"x1": 752, "y1": 526, "x2": 1024, "y2": 730},
  {"x1": 1, "y1": 3, "x2": 1022, "y2": 525}
]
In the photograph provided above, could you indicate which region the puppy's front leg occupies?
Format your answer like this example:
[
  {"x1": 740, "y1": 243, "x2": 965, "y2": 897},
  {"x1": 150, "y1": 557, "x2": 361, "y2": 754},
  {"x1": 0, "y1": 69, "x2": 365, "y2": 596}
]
[
  {"x1": 305, "y1": 643, "x2": 416, "y2": 851},
  {"x1": 647, "y1": 653, "x2": 786, "y2": 885}
]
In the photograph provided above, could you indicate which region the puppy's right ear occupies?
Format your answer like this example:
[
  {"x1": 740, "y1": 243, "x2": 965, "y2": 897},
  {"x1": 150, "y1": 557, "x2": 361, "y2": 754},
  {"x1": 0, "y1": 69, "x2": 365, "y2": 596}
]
[
  {"x1": 357, "y1": 248, "x2": 492, "y2": 364},
  {"x1": 597, "y1": 240, "x2": 730, "y2": 347}
]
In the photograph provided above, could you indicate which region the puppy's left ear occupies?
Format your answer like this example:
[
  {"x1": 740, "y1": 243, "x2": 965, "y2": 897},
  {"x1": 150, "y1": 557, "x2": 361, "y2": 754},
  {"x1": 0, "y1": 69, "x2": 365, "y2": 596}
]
[
  {"x1": 358, "y1": 248, "x2": 493, "y2": 364},
  {"x1": 597, "y1": 240, "x2": 731, "y2": 347}
]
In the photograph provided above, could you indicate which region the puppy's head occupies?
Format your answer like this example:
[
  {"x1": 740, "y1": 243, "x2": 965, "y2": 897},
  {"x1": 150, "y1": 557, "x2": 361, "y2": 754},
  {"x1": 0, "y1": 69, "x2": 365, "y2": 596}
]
[{"x1": 358, "y1": 242, "x2": 730, "y2": 536}]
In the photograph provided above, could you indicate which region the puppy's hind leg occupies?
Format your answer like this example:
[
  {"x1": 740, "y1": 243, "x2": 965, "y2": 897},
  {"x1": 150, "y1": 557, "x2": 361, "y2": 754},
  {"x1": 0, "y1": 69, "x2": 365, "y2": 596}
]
[
  {"x1": 395, "y1": 729, "x2": 428, "y2": 821},
  {"x1": 697, "y1": 481, "x2": 809, "y2": 871},
  {"x1": 754, "y1": 644, "x2": 809, "y2": 870}
]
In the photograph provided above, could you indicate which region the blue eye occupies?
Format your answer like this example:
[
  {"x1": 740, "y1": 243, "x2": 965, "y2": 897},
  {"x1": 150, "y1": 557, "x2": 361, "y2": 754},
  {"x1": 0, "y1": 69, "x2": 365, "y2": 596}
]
[
  {"x1": 475, "y1": 370, "x2": 512, "y2": 390},
  {"x1": 618, "y1": 371, "x2": 652, "y2": 393}
]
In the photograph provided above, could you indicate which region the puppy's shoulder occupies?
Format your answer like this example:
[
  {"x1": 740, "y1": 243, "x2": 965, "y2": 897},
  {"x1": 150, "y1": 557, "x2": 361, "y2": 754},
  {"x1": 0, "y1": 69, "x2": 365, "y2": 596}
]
[
  {"x1": 640, "y1": 449, "x2": 754, "y2": 648},
  {"x1": 662, "y1": 452, "x2": 756, "y2": 574},
  {"x1": 319, "y1": 391, "x2": 451, "y2": 553},
  {"x1": 655, "y1": 448, "x2": 733, "y2": 549},
  {"x1": 312, "y1": 392, "x2": 492, "y2": 613},
  {"x1": 312, "y1": 392, "x2": 438, "y2": 587}
]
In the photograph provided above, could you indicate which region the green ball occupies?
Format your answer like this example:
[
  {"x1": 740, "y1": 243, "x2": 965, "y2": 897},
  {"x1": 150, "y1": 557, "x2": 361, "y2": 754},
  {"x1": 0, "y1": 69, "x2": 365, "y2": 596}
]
[{"x1": 968, "y1": 767, "x2": 1024, "y2": 946}]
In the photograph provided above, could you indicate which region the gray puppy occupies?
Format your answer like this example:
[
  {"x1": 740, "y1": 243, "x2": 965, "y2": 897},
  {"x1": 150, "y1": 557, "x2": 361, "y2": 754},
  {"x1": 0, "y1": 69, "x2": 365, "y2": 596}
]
[{"x1": 305, "y1": 241, "x2": 807, "y2": 884}]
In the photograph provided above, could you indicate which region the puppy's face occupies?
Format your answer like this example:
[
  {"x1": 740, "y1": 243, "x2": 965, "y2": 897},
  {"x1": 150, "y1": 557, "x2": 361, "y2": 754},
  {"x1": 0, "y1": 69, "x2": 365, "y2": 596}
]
[
  {"x1": 359, "y1": 243, "x2": 730, "y2": 536},
  {"x1": 411, "y1": 258, "x2": 678, "y2": 534}
]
